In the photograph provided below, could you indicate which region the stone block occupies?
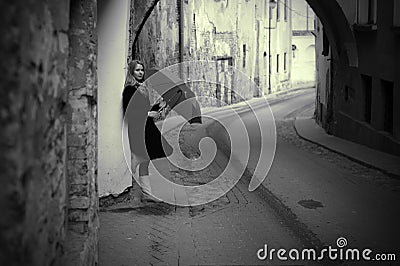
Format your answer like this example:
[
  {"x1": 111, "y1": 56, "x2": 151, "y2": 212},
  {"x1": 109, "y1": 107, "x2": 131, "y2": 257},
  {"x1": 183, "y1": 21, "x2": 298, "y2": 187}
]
[
  {"x1": 68, "y1": 147, "x2": 86, "y2": 159},
  {"x1": 69, "y1": 196, "x2": 90, "y2": 209},
  {"x1": 68, "y1": 221, "x2": 89, "y2": 234},
  {"x1": 69, "y1": 184, "x2": 89, "y2": 197}
]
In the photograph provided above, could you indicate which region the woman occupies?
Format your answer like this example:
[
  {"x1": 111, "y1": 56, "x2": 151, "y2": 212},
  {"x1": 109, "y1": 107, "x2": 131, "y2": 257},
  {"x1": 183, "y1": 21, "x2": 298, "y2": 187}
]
[{"x1": 122, "y1": 60, "x2": 173, "y2": 202}]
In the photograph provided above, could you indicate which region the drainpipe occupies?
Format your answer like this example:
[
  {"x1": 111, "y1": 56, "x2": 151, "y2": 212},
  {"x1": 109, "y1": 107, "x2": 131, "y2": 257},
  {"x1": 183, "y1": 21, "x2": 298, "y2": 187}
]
[
  {"x1": 268, "y1": 0, "x2": 277, "y2": 94},
  {"x1": 178, "y1": 0, "x2": 184, "y2": 79},
  {"x1": 268, "y1": 11, "x2": 271, "y2": 94}
]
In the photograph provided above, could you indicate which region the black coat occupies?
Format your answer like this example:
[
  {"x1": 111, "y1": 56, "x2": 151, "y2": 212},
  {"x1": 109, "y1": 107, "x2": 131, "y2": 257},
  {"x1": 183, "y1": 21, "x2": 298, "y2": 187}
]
[{"x1": 123, "y1": 84, "x2": 173, "y2": 160}]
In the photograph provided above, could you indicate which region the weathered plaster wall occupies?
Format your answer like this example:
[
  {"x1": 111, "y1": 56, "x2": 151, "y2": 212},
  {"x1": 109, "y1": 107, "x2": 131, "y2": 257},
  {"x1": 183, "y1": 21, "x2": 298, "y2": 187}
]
[
  {"x1": 292, "y1": 35, "x2": 316, "y2": 87},
  {"x1": 292, "y1": 0, "x2": 316, "y2": 88},
  {"x1": 133, "y1": 0, "x2": 293, "y2": 104},
  {"x1": 271, "y1": 0, "x2": 292, "y2": 91},
  {"x1": 135, "y1": 0, "x2": 181, "y2": 69},
  {"x1": 292, "y1": 0, "x2": 315, "y2": 31}
]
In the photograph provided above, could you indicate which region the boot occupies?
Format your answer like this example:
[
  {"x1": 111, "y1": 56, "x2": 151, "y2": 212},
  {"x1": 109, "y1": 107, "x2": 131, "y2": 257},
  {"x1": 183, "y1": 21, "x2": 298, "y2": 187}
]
[
  {"x1": 138, "y1": 162, "x2": 162, "y2": 203},
  {"x1": 139, "y1": 175, "x2": 162, "y2": 203}
]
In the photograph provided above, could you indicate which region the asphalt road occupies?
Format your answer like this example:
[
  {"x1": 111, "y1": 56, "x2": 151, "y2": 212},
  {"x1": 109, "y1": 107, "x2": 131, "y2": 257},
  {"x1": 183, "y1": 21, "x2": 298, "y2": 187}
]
[{"x1": 99, "y1": 88, "x2": 331, "y2": 265}]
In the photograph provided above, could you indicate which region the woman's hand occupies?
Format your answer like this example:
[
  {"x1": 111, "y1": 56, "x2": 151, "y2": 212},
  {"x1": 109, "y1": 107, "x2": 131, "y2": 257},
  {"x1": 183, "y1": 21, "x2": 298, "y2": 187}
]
[
  {"x1": 159, "y1": 100, "x2": 167, "y2": 108},
  {"x1": 147, "y1": 111, "x2": 159, "y2": 118}
]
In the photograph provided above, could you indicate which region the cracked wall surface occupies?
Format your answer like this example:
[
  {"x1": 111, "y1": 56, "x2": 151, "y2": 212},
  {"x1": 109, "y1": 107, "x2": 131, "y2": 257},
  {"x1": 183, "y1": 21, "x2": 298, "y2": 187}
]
[
  {"x1": 0, "y1": 1, "x2": 99, "y2": 265},
  {"x1": 132, "y1": 0, "x2": 293, "y2": 105},
  {"x1": 64, "y1": 0, "x2": 98, "y2": 265}
]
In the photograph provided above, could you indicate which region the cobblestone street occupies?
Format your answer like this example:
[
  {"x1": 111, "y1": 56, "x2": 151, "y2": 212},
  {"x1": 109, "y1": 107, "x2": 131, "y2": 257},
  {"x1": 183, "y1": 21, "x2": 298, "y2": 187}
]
[
  {"x1": 99, "y1": 91, "x2": 400, "y2": 265},
  {"x1": 99, "y1": 121, "x2": 310, "y2": 265}
]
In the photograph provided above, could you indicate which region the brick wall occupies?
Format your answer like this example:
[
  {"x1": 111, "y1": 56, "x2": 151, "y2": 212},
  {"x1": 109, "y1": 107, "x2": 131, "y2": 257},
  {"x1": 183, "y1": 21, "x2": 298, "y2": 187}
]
[
  {"x1": 64, "y1": 0, "x2": 99, "y2": 265},
  {"x1": 0, "y1": 1, "x2": 70, "y2": 265},
  {"x1": 0, "y1": 1, "x2": 99, "y2": 265}
]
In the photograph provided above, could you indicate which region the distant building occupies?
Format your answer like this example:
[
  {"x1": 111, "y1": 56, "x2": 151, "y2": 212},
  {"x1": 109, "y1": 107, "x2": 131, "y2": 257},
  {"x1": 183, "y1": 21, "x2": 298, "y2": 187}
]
[
  {"x1": 266, "y1": 0, "x2": 293, "y2": 93},
  {"x1": 291, "y1": 0, "x2": 316, "y2": 88},
  {"x1": 315, "y1": 0, "x2": 400, "y2": 155}
]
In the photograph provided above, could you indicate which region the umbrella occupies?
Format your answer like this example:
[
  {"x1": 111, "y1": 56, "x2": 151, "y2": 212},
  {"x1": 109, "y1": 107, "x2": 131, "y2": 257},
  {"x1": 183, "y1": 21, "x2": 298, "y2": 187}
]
[{"x1": 145, "y1": 68, "x2": 202, "y2": 124}]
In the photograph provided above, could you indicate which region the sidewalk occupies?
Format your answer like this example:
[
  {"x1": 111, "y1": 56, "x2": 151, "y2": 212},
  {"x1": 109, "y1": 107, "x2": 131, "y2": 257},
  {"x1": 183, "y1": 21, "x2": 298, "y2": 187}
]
[{"x1": 295, "y1": 118, "x2": 400, "y2": 178}]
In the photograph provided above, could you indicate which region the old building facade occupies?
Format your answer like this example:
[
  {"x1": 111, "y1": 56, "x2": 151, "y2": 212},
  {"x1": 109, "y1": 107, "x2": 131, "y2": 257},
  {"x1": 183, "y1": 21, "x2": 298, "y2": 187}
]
[
  {"x1": 291, "y1": 0, "x2": 316, "y2": 88},
  {"x1": 132, "y1": 0, "x2": 293, "y2": 101},
  {"x1": 315, "y1": 0, "x2": 400, "y2": 155}
]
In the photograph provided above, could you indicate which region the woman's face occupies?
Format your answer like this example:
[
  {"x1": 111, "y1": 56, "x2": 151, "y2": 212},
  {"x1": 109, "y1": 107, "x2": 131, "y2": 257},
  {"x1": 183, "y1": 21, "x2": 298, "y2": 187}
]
[{"x1": 133, "y1": 64, "x2": 144, "y2": 81}]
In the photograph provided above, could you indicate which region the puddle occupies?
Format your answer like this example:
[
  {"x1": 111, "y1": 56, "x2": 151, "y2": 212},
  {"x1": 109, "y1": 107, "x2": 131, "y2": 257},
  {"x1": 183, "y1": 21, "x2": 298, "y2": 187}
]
[{"x1": 298, "y1": 199, "x2": 324, "y2": 209}]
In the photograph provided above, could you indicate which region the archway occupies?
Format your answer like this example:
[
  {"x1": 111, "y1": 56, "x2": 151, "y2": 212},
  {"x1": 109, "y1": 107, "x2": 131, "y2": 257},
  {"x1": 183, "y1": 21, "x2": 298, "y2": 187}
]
[
  {"x1": 306, "y1": 0, "x2": 358, "y2": 67},
  {"x1": 96, "y1": 0, "x2": 361, "y2": 197}
]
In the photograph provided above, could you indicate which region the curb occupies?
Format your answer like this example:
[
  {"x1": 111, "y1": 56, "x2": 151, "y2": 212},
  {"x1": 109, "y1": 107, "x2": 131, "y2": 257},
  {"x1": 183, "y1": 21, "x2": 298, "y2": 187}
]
[{"x1": 293, "y1": 118, "x2": 400, "y2": 180}]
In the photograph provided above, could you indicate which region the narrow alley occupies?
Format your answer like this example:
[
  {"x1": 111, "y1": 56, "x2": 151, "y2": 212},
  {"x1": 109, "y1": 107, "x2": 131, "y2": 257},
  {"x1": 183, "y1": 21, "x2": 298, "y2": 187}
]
[
  {"x1": 99, "y1": 88, "x2": 400, "y2": 265},
  {"x1": 2, "y1": 0, "x2": 400, "y2": 265}
]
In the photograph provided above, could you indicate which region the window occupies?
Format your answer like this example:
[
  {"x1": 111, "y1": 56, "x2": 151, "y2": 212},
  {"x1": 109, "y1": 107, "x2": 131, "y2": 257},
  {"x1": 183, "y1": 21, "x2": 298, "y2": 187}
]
[
  {"x1": 284, "y1": 52, "x2": 287, "y2": 71},
  {"x1": 344, "y1": 86, "x2": 350, "y2": 102},
  {"x1": 361, "y1": 75, "x2": 372, "y2": 123},
  {"x1": 269, "y1": 2, "x2": 277, "y2": 28},
  {"x1": 243, "y1": 44, "x2": 246, "y2": 68},
  {"x1": 284, "y1": 0, "x2": 288, "y2": 21},
  {"x1": 344, "y1": 86, "x2": 354, "y2": 102},
  {"x1": 276, "y1": 0, "x2": 280, "y2": 21},
  {"x1": 381, "y1": 80, "x2": 394, "y2": 134},
  {"x1": 276, "y1": 54, "x2": 279, "y2": 72},
  {"x1": 357, "y1": 0, "x2": 377, "y2": 24}
]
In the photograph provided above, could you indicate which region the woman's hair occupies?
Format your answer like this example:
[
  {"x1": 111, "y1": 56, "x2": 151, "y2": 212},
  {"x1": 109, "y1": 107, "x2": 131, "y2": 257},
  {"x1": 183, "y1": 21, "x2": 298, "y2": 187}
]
[
  {"x1": 124, "y1": 60, "x2": 145, "y2": 88},
  {"x1": 122, "y1": 60, "x2": 145, "y2": 115}
]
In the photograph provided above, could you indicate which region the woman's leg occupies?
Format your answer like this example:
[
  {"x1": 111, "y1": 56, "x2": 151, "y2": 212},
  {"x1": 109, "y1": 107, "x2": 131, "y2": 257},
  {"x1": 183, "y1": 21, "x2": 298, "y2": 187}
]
[
  {"x1": 138, "y1": 160, "x2": 161, "y2": 202},
  {"x1": 138, "y1": 160, "x2": 151, "y2": 195},
  {"x1": 128, "y1": 153, "x2": 144, "y2": 204},
  {"x1": 130, "y1": 152, "x2": 146, "y2": 185}
]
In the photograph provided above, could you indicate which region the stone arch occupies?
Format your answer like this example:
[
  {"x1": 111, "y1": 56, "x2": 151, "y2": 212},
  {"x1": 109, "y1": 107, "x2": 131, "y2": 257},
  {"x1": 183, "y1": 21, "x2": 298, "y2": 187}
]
[{"x1": 306, "y1": 0, "x2": 358, "y2": 67}]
